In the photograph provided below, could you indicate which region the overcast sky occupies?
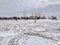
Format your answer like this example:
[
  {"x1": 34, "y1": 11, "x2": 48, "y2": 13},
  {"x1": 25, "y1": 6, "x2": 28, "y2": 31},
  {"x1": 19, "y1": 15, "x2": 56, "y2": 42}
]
[
  {"x1": 0, "y1": 0, "x2": 60, "y2": 17},
  {"x1": 16, "y1": 0, "x2": 60, "y2": 11}
]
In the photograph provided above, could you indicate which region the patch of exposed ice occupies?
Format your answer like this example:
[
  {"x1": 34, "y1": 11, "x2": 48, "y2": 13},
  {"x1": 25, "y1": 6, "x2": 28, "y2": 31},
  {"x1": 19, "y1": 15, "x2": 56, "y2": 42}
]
[{"x1": 25, "y1": 36, "x2": 56, "y2": 45}]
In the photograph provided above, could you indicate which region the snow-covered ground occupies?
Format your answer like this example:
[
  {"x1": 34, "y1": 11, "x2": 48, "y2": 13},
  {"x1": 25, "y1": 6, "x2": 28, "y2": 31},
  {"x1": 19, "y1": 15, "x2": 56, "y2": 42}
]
[{"x1": 0, "y1": 19, "x2": 60, "y2": 45}]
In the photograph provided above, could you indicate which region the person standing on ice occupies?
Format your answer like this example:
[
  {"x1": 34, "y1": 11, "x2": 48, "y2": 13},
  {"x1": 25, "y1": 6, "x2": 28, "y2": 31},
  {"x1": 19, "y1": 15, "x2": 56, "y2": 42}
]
[
  {"x1": 34, "y1": 13, "x2": 37, "y2": 23},
  {"x1": 34, "y1": 20, "x2": 36, "y2": 23}
]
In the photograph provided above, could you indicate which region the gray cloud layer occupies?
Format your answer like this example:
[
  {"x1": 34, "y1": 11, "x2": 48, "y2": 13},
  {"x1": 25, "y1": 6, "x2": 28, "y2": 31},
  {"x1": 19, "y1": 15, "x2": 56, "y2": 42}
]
[
  {"x1": 0, "y1": 0, "x2": 60, "y2": 12},
  {"x1": 0, "y1": 0, "x2": 16, "y2": 13},
  {"x1": 0, "y1": 0, "x2": 60, "y2": 16},
  {"x1": 16, "y1": 0, "x2": 60, "y2": 11}
]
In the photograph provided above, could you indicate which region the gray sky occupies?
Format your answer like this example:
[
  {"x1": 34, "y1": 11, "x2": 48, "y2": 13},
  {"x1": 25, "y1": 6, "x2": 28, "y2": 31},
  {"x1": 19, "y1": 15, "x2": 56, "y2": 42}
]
[{"x1": 0, "y1": 0, "x2": 60, "y2": 17}]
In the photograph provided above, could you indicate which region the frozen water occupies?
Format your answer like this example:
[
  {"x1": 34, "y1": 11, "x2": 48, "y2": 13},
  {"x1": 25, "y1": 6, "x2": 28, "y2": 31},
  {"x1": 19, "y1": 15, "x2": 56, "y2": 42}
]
[
  {"x1": 0, "y1": 20, "x2": 60, "y2": 45},
  {"x1": 25, "y1": 36, "x2": 56, "y2": 45}
]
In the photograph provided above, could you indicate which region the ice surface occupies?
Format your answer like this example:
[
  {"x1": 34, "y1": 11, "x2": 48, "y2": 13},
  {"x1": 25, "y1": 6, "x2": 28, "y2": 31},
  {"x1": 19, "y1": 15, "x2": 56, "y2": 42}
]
[
  {"x1": 0, "y1": 20, "x2": 60, "y2": 45},
  {"x1": 25, "y1": 36, "x2": 56, "y2": 45}
]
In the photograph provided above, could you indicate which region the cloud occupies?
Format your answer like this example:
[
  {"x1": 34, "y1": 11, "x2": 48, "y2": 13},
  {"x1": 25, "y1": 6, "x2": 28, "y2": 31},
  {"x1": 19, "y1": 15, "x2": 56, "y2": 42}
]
[
  {"x1": 48, "y1": 0, "x2": 60, "y2": 4},
  {"x1": 16, "y1": 0, "x2": 48, "y2": 11},
  {"x1": 16, "y1": 0, "x2": 60, "y2": 11},
  {"x1": 0, "y1": 0, "x2": 16, "y2": 13},
  {"x1": 0, "y1": 0, "x2": 60, "y2": 14}
]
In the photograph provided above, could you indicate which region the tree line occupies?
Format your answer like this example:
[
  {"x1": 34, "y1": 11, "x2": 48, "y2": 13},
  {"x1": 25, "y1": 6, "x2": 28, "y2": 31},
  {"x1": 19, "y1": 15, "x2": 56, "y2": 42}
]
[{"x1": 0, "y1": 15, "x2": 57, "y2": 20}]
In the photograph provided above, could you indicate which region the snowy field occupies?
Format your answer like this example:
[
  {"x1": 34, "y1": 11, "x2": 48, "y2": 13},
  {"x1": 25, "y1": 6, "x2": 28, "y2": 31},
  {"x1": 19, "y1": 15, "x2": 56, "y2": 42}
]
[{"x1": 0, "y1": 20, "x2": 60, "y2": 45}]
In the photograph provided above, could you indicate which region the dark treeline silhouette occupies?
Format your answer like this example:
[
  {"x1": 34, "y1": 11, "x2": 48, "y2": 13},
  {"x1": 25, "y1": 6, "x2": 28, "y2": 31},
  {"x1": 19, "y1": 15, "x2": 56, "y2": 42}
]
[
  {"x1": 48, "y1": 16, "x2": 57, "y2": 20},
  {"x1": 0, "y1": 15, "x2": 57, "y2": 20}
]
